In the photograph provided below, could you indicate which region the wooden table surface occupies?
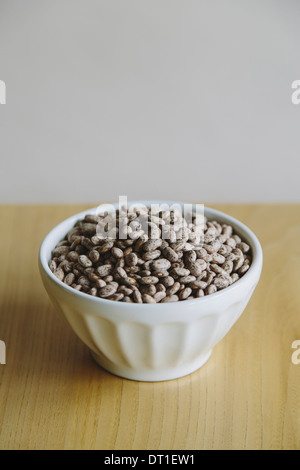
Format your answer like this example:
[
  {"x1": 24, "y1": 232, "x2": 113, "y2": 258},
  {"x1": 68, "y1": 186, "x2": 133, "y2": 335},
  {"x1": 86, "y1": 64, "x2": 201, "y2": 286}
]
[{"x1": 0, "y1": 204, "x2": 299, "y2": 450}]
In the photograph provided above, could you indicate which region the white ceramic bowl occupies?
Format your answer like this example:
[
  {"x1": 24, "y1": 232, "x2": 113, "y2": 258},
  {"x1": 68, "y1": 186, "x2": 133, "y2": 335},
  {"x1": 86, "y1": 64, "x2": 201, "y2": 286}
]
[{"x1": 39, "y1": 201, "x2": 263, "y2": 382}]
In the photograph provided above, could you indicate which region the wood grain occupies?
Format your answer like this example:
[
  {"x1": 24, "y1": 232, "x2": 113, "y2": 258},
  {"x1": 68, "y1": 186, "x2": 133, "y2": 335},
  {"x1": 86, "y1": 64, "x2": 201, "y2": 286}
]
[{"x1": 0, "y1": 204, "x2": 299, "y2": 450}]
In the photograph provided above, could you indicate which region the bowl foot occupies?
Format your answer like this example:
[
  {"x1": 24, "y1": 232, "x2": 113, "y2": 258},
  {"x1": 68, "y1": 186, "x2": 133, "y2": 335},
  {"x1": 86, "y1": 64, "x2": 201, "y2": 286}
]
[{"x1": 90, "y1": 349, "x2": 212, "y2": 382}]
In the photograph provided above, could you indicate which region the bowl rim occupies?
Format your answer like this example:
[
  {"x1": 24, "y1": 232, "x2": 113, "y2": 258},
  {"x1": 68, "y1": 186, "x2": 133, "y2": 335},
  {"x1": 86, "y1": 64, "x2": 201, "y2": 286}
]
[{"x1": 39, "y1": 200, "x2": 263, "y2": 307}]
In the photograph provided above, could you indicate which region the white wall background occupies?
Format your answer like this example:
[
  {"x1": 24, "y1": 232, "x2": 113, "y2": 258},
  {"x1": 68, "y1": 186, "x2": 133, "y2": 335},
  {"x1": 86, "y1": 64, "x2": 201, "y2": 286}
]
[{"x1": 0, "y1": 0, "x2": 300, "y2": 203}]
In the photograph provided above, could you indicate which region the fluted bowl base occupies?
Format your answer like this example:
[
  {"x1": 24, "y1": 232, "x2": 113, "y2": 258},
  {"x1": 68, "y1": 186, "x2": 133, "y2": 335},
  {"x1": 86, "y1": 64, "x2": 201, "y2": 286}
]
[{"x1": 90, "y1": 349, "x2": 212, "y2": 382}]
